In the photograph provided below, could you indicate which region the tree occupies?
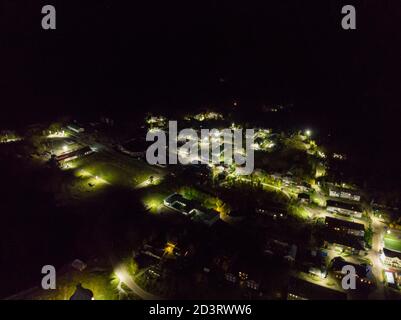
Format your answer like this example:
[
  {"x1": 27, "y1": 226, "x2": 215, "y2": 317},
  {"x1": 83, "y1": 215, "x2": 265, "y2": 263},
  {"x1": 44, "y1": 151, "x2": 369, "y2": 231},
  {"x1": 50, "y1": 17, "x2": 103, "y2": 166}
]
[
  {"x1": 364, "y1": 225, "x2": 373, "y2": 248},
  {"x1": 48, "y1": 122, "x2": 62, "y2": 133}
]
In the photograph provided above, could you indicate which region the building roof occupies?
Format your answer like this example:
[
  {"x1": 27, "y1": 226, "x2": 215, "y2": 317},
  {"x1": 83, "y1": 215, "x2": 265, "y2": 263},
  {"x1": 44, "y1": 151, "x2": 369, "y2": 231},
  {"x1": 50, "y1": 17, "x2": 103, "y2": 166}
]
[
  {"x1": 288, "y1": 276, "x2": 347, "y2": 300},
  {"x1": 164, "y1": 194, "x2": 219, "y2": 225},
  {"x1": 55, "y1": 146, "x2": 92, "y2": 162},
  {"x1": 164, "y1": 194, "x2": 196, "y2": 208},
  {"x1": 190, "y1": 208, "x2": 220, "y2": 226},
  {"x1": 324, "y1": 231, "x2": 365, "y2": 251},
  {"x1": 329, "y1": 186, "x2": 360, "y2": 196},
  {"x1": 325, "y1": 216, "x2": 365, "y2": 232},
  {"x1": 331, "y1": 257, "x2": 371, "y2": 278},
  {"x1": 326, "y1": 200, "x2": 362, "y2": 212}
]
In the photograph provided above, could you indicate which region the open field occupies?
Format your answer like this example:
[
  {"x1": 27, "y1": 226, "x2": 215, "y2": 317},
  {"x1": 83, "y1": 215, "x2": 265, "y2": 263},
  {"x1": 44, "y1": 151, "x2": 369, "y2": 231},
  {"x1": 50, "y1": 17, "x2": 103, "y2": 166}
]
[{"x1": 64, "y1": 151, "x2": 159, "y2": 186}]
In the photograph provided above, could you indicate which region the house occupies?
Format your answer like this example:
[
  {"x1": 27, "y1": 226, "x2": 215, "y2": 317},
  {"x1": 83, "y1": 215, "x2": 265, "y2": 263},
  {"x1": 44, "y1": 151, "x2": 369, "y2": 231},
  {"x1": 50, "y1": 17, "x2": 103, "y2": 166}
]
[
  {"x1": 223, "y1": 255, "x2": 266, "y2": 292},
  {"x1": 325, "y1": 216, "x2": 365, "y2": 237},
  {"x1": 329, "y1": 186, "x2": 360, "y2": 202},
  {"x1": 298, "y1": 193, "x2": 310, "y2": 203},
  {"x1": 55, "y1": 146, "x2": 93, "y2": 163},
  {"x1": 190, "y1": 208, "x2": 220, "y2": 227},
  {"x1": 287, "y1": 276, "x2": 347, "y2": 300},
  {"x1": 326, "y1": 200, "x2": 363, "y2": 218},
  {"x1": 163, "y1": 193, "x2": 193, "y2": 215},
  {"x1": 296, "y1": 248, "x2": 327, "y2": 278},
  {"x1": 330, "y1": 257, "x2": 374, "y2": 286},
  {"x1": 381, "y1": 248, "x2": 401, "y2": 269},
  {"x1": 323, "y1": 231, "x2": 366, "y2": 255},
  {"x1": 163, "y1": 194, "x2": 220, "y2": 226}
]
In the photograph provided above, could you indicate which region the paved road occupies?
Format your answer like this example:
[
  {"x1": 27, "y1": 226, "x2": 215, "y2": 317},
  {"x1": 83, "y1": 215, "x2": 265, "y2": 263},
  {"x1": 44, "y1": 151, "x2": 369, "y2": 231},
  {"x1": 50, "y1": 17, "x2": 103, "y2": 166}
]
[{"x1": 367, "y1": 217, "x2": 386, "y2": 299}]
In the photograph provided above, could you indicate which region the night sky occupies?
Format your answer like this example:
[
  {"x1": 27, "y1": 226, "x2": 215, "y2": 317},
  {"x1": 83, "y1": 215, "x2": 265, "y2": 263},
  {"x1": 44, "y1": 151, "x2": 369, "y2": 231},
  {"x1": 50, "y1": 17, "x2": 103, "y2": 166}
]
[{"x1": 1, "y1": 0, "x2": 401, "y2": 181}]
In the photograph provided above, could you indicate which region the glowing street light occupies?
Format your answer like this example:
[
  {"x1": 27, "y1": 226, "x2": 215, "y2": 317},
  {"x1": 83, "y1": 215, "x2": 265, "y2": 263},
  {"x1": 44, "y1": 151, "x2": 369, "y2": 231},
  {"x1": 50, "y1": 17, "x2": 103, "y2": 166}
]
[
  {"x1": 115, "y1": 270, "x2": 126, "y2": 283},
  {"x1": 164, "y1": 242, "x2": 176, "y2": 256},
  {"x1": 305, "y1": 129, "x2": 312, "y2": 137}
]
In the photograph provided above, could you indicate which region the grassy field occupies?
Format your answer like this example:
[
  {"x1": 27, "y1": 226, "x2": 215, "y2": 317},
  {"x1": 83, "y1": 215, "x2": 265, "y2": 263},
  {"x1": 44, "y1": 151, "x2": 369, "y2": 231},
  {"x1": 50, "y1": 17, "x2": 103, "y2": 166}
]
[
  {"x1": 384, "y1": 231, "x2": 401, "y2": 252},
  {"x1": 66, "y1": 151, "x2": 158, "y2": 186},
  {"x1": 53, "y1": 150, "x2": 163, "y2": 206}
]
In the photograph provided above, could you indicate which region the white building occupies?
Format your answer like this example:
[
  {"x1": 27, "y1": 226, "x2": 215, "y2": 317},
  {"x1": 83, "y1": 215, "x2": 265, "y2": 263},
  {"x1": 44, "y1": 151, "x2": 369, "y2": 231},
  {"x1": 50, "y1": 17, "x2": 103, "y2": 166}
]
[
  {"x1": 329, "y1": 186, "x2": 361, "y2": 202},
  {"x1": 381, "y1": 249, "x2": 401, "y2": 269},
  {"x1": 326, "y1": 200, "x2": 363, "y2": 218}
]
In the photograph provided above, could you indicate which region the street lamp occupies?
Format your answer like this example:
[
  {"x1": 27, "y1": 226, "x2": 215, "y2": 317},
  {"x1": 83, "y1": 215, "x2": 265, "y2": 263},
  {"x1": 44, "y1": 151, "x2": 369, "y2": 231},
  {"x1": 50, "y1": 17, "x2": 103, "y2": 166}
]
[{"x1": 305, "y1": 129, "x2": 312, "y2": 137}]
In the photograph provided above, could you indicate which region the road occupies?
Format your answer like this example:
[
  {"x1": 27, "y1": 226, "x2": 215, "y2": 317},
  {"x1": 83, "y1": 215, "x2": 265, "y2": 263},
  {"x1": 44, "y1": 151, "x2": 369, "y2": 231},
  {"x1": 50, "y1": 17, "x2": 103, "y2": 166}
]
[
  {"x1": 367, "y1": 217, "x2": 386, "y2": 299},
  {"x1": 114, "y1": 264, "x2": 163, "y2": 300}
]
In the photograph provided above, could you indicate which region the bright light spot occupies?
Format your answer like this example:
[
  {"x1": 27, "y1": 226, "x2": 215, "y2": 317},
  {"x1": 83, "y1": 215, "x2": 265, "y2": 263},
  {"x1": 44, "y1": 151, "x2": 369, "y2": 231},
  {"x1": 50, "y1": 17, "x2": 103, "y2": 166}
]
[
  {"x1": 200, "y1": 141, "x2": 209, "y2": 148},
  {"x1": 178, "y1": 149, "x2": 189, "y2": 158},
  {"x1": 251, "y1": 143, "x2": 260, "y2": 150},
  {"x1": 164, "y1": 242, "x2": 176, "y2": 256},
  {"x1": 63, "y1": 145, "x2": 68, "y2": 152},
  {"x1": 387, "y1": 230, "x2": 391, "y2": 234},
  {"x1": 305, "y1": 129, "x2": 312, "y2": 137},
  {"x1": 47, "y1": 131, "x2": 68, "y2": 138},
  {"x1": 114, "y1": 266, "x2": 129, "y2": 291}
]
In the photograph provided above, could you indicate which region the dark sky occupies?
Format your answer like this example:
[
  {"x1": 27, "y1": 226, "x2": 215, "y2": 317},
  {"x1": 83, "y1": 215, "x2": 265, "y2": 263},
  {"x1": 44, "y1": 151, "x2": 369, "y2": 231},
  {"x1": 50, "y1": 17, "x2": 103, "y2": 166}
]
[{"x1": 1, "y1": 1, "x2": 401, "y2": 168}]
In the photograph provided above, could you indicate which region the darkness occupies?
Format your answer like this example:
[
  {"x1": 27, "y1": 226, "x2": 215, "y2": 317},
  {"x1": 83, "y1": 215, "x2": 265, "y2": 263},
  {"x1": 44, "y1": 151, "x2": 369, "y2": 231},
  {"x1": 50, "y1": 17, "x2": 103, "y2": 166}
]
[
  {"x1": 0, "y1": 0, "x2": 401, "y2": 297},
  {"x1": 2, "y1": 1, "x2": 400, "y2": 182}
]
